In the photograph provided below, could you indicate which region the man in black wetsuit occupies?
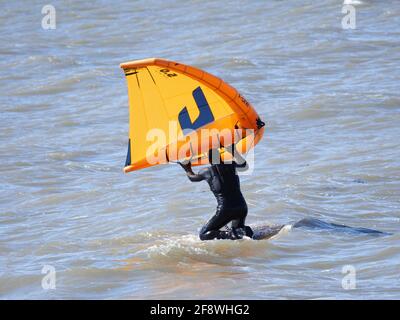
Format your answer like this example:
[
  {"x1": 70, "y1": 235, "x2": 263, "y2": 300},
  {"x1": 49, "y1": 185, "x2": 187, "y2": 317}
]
[{"x1": 179, "y1": 147, "x2": 253, "y2": 240}]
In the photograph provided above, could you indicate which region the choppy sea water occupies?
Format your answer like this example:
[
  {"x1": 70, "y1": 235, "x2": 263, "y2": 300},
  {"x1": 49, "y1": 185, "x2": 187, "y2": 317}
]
[{"x1": 1, "y1": 0, "x2": 399, "y2": 299}]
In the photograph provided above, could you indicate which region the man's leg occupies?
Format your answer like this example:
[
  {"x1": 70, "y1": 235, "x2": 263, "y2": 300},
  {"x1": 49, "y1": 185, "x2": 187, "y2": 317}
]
[
  {"x1": 231, "y1": 207, "x2": 253, "y2": 238},
  {"x1": 199, "y1": 206, "x2": 252, "y2": 240},
  {"x1": 231, "y1": 217, "x2": 245, "y2": 229},
  {"x1": 199, "y1": 207, "x2": 238, "y2": 240}
]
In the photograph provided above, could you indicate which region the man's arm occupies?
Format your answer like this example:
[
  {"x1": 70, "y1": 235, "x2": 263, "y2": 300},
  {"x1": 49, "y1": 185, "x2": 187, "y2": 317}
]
[
  {"x1": 178, "y1": 162, "x2": 206, "y2": 182},
  {"x1": 231, "y1": 145, "x2": 249, "y2": 170}
]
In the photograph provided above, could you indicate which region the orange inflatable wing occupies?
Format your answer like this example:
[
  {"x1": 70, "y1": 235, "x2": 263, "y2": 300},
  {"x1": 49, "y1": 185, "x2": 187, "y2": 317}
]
[{"x1": 120, "y1": 58, "x2": 265, "y2": 172}]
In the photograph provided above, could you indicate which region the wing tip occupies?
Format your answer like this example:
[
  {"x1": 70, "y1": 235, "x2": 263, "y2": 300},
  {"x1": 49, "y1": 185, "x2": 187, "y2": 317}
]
[
  {"x1": 123, "y1": 165, "x2": 135, "y2": 173},
  {"x1": 120, "y1": 58, "x2": 170, "y2": 69}
]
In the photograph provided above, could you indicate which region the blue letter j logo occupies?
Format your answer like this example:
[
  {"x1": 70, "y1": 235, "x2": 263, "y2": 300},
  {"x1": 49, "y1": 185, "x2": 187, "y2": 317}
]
[{"x1": 178, "y1": 86, "x2": 214, "y2": 133}]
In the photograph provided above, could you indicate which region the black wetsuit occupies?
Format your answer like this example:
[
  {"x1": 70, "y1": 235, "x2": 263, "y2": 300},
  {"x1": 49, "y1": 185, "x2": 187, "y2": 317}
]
[{"x1": 186, "y1": 162, "x2": 253, "y2": 240}]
